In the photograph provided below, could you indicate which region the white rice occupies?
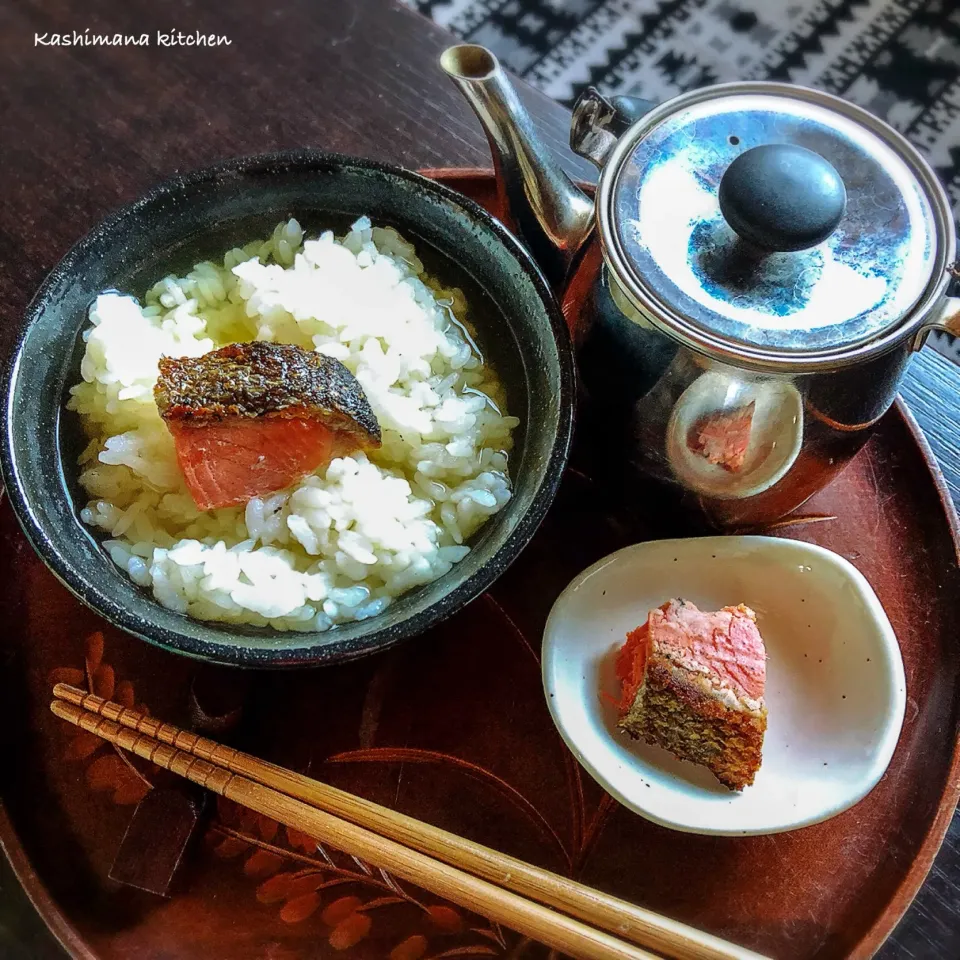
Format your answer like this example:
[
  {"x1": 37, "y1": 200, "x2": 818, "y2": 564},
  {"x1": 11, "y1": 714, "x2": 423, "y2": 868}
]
[{"x1": 68, "y1": 217, "x2": 518, "y2": 631}]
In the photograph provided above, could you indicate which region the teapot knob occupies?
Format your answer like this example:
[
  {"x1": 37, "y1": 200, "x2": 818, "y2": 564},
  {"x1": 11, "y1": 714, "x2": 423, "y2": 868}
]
[{"x1": 718, "y1": 144, "x2": 846, "y2": 253}]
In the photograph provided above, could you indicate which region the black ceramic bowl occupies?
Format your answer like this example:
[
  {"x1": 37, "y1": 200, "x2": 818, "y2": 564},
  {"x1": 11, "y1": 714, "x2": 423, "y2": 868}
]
[{"x1": 1, "y1": 152, "x2": 574, "y2": 667}]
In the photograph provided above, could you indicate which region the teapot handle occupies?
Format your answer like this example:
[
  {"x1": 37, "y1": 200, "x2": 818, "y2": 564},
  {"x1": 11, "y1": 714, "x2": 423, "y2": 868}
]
[
  {"x1": 605, "y1": 94, "x2": 659, "y2": 134},
  {"x1": 915, "y1": 295, "x2": 960, "y2": 356},
  {"x1": 570, "y1": 87, "x2": 657, "y2": 168}
]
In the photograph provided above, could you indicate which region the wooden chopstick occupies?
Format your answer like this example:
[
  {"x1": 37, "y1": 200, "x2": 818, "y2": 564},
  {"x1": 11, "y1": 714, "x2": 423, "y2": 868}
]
[
  {"x1": 52, "y1": 697, "x2": 656, "y2": 960},
  {"x1": 52, "y1": 684, "x2": 766, "y2": 960}
]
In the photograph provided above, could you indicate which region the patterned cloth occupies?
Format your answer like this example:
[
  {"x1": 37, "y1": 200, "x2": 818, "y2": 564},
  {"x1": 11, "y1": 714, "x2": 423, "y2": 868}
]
[{"x1": 410, "y1": 0, "x2": 960, "y2": 360}]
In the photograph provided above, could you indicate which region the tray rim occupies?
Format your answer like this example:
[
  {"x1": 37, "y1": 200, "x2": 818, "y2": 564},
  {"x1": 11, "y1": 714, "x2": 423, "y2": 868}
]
[
  {"x1": 859, "y1": 397, "x2": 960, "y2": 957},
  {"x1": 0, "y1": 167, "x2": 958, "y2": 960}
]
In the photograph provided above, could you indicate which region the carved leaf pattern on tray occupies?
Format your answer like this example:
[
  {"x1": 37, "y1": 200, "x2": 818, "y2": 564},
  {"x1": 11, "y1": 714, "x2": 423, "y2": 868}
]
[
  {"x1": 326, "y1": 747, "x2": 572, "y2": 871},
  {"x1": 209, "y1": 796, "x2": 506, "y2": 956},
  {"x1": 203, "y1": 584, "x2": 613, "y2": 959},
  {"x1": 326, "y1": 588, "x2": 614, "y2": 881},
  {"x1": 50, "y1": 631, "x2": 153, "y2": 805}
]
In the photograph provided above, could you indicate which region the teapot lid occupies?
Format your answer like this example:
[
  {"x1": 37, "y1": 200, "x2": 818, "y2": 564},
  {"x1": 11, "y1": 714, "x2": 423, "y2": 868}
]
[{"x1": 599, "y1": 82, "x2": 951, "y2": 359}]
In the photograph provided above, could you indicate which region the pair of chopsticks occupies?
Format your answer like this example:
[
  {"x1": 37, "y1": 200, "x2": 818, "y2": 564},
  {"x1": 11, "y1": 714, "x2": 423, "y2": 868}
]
[{"x1": 51, "y1": 684, "x2": 765, "y2": 960}]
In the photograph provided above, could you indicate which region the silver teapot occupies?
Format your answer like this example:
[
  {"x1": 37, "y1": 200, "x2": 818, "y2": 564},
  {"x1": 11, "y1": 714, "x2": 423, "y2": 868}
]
[{"x1": 442, "y1": 44, "x2": 960, "y2": 526}]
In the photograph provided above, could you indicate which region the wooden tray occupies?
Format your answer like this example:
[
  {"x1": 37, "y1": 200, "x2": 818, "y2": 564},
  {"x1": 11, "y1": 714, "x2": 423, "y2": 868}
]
[{"x1": 1, "y1": 171, "x2": 959, "y2": 960}]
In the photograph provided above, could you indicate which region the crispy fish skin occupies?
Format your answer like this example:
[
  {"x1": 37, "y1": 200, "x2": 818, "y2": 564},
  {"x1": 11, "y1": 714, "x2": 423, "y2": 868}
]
[{"x1": 154, "y1": 341, "x2": 381, "y2": 448}]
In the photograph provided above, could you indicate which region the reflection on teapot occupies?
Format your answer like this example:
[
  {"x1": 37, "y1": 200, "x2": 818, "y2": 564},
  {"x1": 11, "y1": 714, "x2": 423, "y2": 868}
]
[{"x1": 664, "y1": 372, "x2": 803, "y2": 501}]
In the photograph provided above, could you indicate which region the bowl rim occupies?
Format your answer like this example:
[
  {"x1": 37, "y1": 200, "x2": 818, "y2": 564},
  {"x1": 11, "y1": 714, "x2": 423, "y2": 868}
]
[{"x1": 0, "y1": 150, "x2": 575, "y2": 668}]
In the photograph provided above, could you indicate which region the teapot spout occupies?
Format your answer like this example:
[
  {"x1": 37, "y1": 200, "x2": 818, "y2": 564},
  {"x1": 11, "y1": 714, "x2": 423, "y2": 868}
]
[{"x1": 441, "y1": 45, "x2": 594, "y2": 288}]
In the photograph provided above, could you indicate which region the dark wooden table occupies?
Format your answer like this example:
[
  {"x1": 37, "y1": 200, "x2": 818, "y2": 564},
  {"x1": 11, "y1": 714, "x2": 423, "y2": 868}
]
[{"x1": 1, "y1": 0, "x2": 958, "y2": 956}]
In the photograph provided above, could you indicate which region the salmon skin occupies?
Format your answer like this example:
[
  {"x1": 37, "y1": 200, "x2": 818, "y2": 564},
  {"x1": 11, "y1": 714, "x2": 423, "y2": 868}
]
[{"x1": 155, "y1": 342, "x2": 381, "y2": 511}]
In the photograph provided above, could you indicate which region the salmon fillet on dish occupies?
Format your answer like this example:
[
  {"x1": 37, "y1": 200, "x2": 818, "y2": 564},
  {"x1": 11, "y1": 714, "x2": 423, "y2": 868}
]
[{"x1": 616, "y1": 598, "x2": 768, "y2": 791}]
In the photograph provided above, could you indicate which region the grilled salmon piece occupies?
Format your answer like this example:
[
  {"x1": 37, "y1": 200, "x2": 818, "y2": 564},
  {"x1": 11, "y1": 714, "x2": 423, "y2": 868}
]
[
  {"x1": 689, "y1": 401, "x2": 755, "y2": 473},
  {"x1": 617, "y1": 599, "x2": 768, "y2": 791},
  {"x1": 155, "y1": 342, "x2": 380, "y2": 511}
]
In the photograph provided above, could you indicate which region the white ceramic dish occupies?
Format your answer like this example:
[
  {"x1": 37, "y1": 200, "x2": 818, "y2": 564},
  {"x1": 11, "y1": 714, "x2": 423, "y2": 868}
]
[{"x1": 542, "y1": 536, "x2": 906, "y2": 836}]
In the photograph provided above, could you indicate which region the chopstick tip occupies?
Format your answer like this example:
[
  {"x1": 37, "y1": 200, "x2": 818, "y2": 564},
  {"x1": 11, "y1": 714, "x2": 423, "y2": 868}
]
[
  {"x1": 50, "y1": 699, "x2": 81, "y2": 722},
  {"x1": 52, "y1": 682, "x2": 87, "y2": 703}
]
